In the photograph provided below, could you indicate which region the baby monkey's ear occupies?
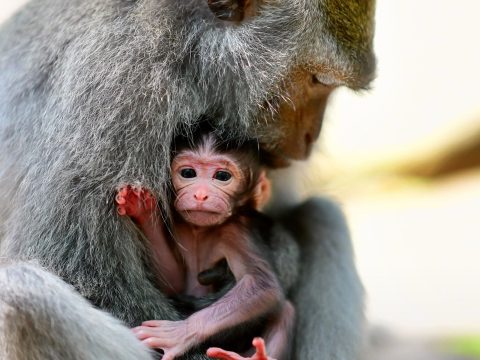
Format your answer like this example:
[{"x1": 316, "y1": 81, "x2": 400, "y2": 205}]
[{"x1": 253, "y1": 170, "x2": 271, "y2": 210}]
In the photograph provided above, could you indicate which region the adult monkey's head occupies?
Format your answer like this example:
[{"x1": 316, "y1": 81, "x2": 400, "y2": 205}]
[
  {"x1": 205, "y1": 0, "x2": 376, "y2": 165},
  {"x1": 0, "y1": 0, "x2": 376, "y2": 208}
]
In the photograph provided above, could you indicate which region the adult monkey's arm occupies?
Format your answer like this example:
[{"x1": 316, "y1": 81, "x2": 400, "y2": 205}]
[
  {"x1": 0, "y1": 0, "x2": 375, "y2": 359},
  {"x1": 279, "y1": 197, "x2": 365, "y2": 359}
]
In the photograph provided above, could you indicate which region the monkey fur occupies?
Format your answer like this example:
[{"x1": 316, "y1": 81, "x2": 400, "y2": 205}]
[{"x1": 0, "y1": 0, "x2": 375, "y2": 359}]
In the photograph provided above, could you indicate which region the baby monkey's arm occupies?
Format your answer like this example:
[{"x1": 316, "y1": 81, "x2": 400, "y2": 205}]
[
  {"x1": 133, "y1": 232, "x2": 284, "y2": 360},
  {"x1": 116, "y1": 186, "x2": 184, "y2": 294}
]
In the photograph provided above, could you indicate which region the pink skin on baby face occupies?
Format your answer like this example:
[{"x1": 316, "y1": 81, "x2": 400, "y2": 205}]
[{"x1": 171, "y1": 148, "x2": 245, "y2": 227}]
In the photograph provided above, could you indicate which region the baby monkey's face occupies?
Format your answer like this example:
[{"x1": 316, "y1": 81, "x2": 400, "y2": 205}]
[{"x1": 171, "y1": 147, "x2": 246, "y2": 227}]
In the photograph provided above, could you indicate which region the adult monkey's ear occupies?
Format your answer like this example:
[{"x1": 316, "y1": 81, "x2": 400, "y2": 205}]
[{"x1": 207, "y1": 0, "x2": 258, "y2": 22}]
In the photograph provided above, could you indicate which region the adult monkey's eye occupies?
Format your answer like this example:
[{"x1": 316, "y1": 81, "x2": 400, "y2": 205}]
[
  {"x1": 180, "y1": 168, "x2": 197, "y2": 178},
  {"x1": 312, "y1": 73, "x2": 337, "y2": 87},
  {"x1": 213, "y1": 171, "x2": 232, "y2": 182}
]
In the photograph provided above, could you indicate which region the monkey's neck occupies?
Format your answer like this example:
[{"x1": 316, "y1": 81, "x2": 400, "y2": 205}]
[{"x1": 172, "y1": 221, "x2": 222, "y2": 297}]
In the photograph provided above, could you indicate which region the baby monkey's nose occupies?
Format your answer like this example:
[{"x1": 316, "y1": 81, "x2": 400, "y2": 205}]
[{"x1": 194, "y1": 190, "x2": 208, "y2": 201}]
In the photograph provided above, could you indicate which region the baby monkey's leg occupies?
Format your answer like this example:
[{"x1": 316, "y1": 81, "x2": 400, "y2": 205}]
[
  {"x1": 206, "y1": 301, "x2": 295, "y2": 360},
  {"x1": 207, "y1": 338, "x2": 271, "y2": 360},
  {"x1": 263, "y1": 301, "x2": 295, "y2": 360}
]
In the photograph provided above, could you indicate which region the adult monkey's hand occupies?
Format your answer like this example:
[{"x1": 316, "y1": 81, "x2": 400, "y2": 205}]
[{"x1": 0, "y1": 0, "x2": 375, "y2": 359}]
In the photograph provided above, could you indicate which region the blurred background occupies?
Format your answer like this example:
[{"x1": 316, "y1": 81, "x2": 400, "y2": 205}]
[{"x1": 2, "y1": 1, "x2": 479, "y2": 359}]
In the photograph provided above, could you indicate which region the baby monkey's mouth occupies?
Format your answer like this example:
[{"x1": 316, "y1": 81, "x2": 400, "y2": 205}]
[{"x1": 179, "y1": 210, "x2": 227, "y2": 227}]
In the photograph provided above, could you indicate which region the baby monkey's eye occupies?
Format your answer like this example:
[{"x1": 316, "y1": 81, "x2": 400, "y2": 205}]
[
  {"x1": 180, "y1": 168, "x2": 197, "y2": 178},
  {"x1": 214, "y1": 170, "x2": 232, "y2": 182}
]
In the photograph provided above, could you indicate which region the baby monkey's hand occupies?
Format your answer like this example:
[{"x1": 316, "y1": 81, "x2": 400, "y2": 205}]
[
  {"x1": 132, "y1": 320, "x2": 198, "y2": 360},
  {"x1": 115, "y1": 185, "x2": 157, "y2": 222}
]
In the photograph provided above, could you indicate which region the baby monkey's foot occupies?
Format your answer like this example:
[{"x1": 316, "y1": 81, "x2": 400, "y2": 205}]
[
  {"x1": 207, "y1": 337, "x2": 275, "y2": 360},
  {"x1": 115, "y1": 185, "x2": 157, "y2": 223}
]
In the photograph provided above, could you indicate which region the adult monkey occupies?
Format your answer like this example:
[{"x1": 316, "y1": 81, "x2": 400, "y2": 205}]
[{"x1": 0, "y1": 0, "x2": 375, "y2": 359}]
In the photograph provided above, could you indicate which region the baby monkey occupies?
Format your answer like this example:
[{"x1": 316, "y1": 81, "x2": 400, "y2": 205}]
[{"x1": 116, "y1": 131, "x2": 295, "y2": 360}]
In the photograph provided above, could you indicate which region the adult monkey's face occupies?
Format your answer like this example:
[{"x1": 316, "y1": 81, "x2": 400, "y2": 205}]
[
  {"x1": 271, "y1": 68, "x2": 334, "y2": 161},
  {"x1": 208, "y1": 0, "x2": 376, "y2": 165}
]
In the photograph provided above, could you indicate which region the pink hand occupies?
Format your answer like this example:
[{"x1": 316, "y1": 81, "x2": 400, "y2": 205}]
[
  {"x1": 115, "y1": 185, "x2": 156, "y2": 221},
  {"x1": 132, "y1": 320, "x2": 195, "y2": 360}
]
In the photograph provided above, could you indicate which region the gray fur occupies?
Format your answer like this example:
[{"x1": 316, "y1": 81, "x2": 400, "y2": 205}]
[
  {"x1": 268, "y1": 222, "x2": 300, "y2": 295},
  {"x1": 0, "y1": 262, "x2": 154, "y2": 360},
  {"x1": 282, "y1": 198, "x2": 366, "y2": 360},
  {"x1": 0, "y1": 0, "x2": 375, "y2": 359}
]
